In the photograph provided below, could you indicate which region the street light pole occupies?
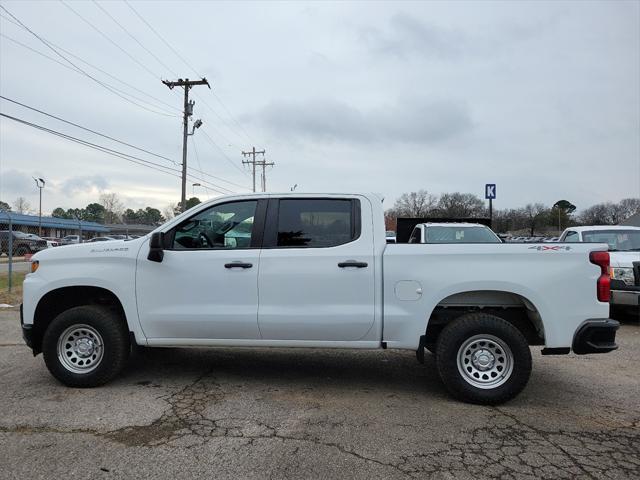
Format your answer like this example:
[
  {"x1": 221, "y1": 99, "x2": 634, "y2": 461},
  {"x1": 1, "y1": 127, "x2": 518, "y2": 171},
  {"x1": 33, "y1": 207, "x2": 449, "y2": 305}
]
[{"x1": 33, "y1": 177, "x2": 45, "y2": 236}]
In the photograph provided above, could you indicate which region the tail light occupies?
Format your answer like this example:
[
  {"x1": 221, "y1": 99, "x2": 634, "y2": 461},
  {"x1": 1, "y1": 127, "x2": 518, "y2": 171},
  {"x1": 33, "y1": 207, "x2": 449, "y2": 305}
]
[{"x1": 589, "y1": 251, "x2": 610, "y2": 302}]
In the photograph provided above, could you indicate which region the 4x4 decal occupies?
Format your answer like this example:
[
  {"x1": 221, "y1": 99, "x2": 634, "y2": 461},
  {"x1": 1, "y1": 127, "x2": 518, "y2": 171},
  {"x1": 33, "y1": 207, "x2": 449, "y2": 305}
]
[{"x1": 528, "y1": 245, "x2": 572, "y2": 251}]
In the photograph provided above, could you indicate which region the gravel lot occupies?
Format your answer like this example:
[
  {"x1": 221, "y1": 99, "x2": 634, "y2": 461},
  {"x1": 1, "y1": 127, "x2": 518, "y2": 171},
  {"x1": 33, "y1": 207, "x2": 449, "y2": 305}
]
[{"x1": 1, "y1": 309, "x2": 638, "y2": 479}]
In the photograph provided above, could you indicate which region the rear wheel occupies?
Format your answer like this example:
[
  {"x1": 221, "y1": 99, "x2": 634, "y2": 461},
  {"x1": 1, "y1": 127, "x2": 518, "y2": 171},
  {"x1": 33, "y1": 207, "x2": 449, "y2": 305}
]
[
  {"x1": 14, "y1": 246, "x2": 28, "y2": 256},
  {"x1": 42, "y1": 305, "x2": 130, "y2": 387},
  {"x1": 436, "y1": 313, "x2": 532, "y2": 405}
]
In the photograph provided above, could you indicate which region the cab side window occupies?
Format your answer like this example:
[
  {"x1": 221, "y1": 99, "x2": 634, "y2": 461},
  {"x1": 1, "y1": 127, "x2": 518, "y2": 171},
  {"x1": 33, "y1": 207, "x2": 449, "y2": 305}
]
[
  {"x1": 408, "y1": 227, "x2": 421, "y2": 243},
  {"x1": 276, "y1": 199, "x2": 358, "y2": 248},
  {"x1": 171, "y1": 200, "x2": 257, "y2": 250},
  {"x1": 563, "y1": 231, "x2": 578, "y2": 242}
]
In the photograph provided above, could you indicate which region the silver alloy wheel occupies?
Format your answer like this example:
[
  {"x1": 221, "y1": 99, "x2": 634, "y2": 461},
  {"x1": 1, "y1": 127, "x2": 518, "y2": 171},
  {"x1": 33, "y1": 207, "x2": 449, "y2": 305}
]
[
  {"x1": 456, "y1": 334, "x2": 514, "y2": 389},
  {"x1": 57, "y1": 324, "x2": 104, "y2": 374}
]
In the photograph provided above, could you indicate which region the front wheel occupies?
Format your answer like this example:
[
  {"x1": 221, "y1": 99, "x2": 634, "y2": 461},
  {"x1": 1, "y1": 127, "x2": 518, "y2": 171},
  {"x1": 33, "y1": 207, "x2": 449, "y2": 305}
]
[
  {"x1": 436, "y1": 313, "x2": 532, "y2": 405},
  {"x1": 42, "y1": 306, "x2": 130, "y2": 387}
]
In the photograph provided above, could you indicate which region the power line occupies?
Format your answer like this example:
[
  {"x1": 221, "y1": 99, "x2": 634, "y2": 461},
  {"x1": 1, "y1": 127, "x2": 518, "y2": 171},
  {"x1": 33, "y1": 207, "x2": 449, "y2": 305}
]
[
  {"x1": 0, "y1": 112, "x2": 179, "y2": 176},
  {"x1": 0, "y1": 95, "x2": 178, "y2": 166},
  {"x1": 60, "y1": 0, "x2": 160, "y2": 81},
  {"x1": 91, "y1": 0, "x2": 177, "y2": 77},
  {"x1": 0, "y1": 95, "x2": 247, "y2": 191},
  {"x1": 189, "y1": 136, "x2": 251, "y2": 190},
  {"x1": 200, "y1": 129, "x2": 251, "y2": 178},
  {"x1": 124, "y1": 0, "x2": 200, "y2": 78},
  {"x1": 0, "y1": 28, "x2": 180, "y2": 115},
  {"x1": 121, "y1": 0, "x2": 257, "y2": 145},
  {"x1": 0, "y1": 7, "x2": 178, "y2": 117},
  {"x1": 188, "y1": 138, "x2": 246, "y2": 196},
  {"x1": 190, "y1": 136, "x2": 212, "y2": 198},
  {"x1": 0, "y1": 112, "x2": 233, "y2": 195}
]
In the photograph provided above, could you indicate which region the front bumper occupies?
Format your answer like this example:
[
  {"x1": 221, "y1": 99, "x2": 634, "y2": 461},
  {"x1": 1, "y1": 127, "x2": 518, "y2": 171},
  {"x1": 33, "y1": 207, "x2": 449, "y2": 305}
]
[
  {"x1": 20, "y1": 304, "x2": 34, "y2": 350},
  {"x1": 572, "y1": 318, "x2": 619, "y2": 355},
  {"x1": 611, "y1": 289, "x2": 640, "y2": 307}
]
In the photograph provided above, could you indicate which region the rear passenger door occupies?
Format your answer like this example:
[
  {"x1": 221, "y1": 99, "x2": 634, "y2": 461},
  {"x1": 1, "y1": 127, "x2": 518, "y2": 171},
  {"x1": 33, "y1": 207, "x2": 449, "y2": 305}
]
[{"x1": 257, "y1": 197, "x2": 376, "y2": 341}]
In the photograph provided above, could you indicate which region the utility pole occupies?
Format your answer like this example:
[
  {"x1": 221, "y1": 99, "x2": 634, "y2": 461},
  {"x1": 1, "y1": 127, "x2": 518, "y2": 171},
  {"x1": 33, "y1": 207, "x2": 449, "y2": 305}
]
[
  {"x1": 242, "y1": 147, "x2": 265, "y2": 192},
  {"x1": 162, "y1": 77, "x2": 210, "y2": 212},
  {"x1": 259, "y1": 159, "x2": 275, "y2": 192}
]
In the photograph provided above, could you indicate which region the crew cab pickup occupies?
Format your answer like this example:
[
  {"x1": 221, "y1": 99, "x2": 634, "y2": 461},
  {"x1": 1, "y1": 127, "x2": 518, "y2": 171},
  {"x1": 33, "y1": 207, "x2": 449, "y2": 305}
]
[{"x1": 21, "y1": 193, "x2": 619, "y2": 404}]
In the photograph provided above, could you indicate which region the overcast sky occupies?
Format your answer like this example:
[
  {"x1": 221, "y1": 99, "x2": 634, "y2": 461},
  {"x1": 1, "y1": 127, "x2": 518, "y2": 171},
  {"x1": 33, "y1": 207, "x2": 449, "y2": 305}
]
[{"x1": 0, "y1": 0, "x2": 638, "y2": 215}]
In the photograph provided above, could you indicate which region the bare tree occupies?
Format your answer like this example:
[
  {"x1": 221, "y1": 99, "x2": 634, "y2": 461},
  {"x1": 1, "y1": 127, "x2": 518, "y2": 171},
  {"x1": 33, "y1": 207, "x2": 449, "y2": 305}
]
[
  {"x1": 577, "y1": 199, "x2": 640, "y2": 226},
  {"x1": 616, "y1": 198, "x2": 640, "y2": 223},
  {"x1": 99, "y1": 192, "x2": 124, "y2": 224},
  {"x1": 391, "y1": 190, "x2": 438, "y2": 217},
  {"x1": 163, "y1": 203, "x2": 178, "y2": 221},
  {"x1": 13, "y1": 197, "x2": 31, "y2": 214},
  {"x1": 578, "y1": 203, "x2": 615, "y2": 225},
  {"x1": 523, "y1": 203, "x2": 549, "y2": 236},
  {"x1": 437, "y1": 192, "x2": 485, "y2": 218},
  {"x1": 492, "y1": 208, "x2": 527, "y2": 234}
]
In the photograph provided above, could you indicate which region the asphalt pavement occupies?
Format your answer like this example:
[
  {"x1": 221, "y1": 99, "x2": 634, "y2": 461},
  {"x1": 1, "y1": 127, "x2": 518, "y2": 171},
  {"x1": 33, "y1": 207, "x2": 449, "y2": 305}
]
[
  {"x1": 0, "y1": 310, "x2": 638, "y2": 479},
  {"x1": 0, "y1": 261, "x2": 29, "y2": 274}
]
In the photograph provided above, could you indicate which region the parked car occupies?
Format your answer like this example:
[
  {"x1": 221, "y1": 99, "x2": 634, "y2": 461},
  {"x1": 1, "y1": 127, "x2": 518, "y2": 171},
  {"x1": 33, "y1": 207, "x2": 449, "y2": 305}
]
[
  {"x1": 385, "y1": 230, "x2": 396, "y2": 243},
  {"x1": 60, "y1": 235, "x2": 80, "y2": 245},
  {"x1": 25, "y1": 234, "x2": 58, "y2": 248},
  {"x1": 561, "y1": 226, "x2": 639, "y2": 315},
  {"x1": 408, "y1": 222, "x2": 502, "y2": 244},
  {"x1": 22, "y1": 193, "x2": 617, "y2": 405},
  {"x1": 88, "y1": 236, "x2": 116, "y2": 242},
  {"x1": 41, "y1": 237, "x2": 61, "y2": 247},
  {"x1": 0, "y1": 230, "x2": 47, "y2": 256}
]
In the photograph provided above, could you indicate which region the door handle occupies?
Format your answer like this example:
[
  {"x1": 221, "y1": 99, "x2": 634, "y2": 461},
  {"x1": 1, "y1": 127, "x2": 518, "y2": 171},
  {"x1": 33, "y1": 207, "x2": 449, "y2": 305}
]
[
  {"x1": 224, "y1": 262, "x2": 253, "y2": 269},
  {"x1": 338, "y1": 260, "x2": 368, "y2": 268}
]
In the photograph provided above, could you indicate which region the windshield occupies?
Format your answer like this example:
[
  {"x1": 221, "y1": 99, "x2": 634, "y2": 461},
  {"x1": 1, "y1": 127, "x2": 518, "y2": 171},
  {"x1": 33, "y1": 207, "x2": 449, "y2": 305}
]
[
  {"x1": 13, "y1": 231, "x2": 29, "y2": 238},
  {"x1": 425, "y1": 226, "x2": 501, "y2": 243},
  {"x1": 582, "y1": 230, "x2": 640, "y2": 251}
]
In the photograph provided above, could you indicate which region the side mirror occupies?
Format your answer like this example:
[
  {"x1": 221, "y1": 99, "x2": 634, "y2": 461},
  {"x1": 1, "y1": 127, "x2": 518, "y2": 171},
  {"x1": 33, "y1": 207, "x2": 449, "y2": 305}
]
[{"x1": 148, "y1": 232, "x2": 164, "y2": 263}]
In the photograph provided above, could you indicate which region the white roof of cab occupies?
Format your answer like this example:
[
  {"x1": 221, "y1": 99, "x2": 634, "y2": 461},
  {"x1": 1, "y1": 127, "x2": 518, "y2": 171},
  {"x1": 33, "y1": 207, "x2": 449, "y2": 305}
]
[
  {"x1": 417, "y1": 222, "x2": 490, "y2": 228},
  {"x1": 567, "y1": 225, "x2": 640, "y2": 232}
]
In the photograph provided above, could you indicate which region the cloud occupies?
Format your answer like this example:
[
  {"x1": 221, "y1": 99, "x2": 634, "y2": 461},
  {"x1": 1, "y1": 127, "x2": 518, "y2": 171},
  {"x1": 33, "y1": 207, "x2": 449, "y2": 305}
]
[
  {"x1": 60, "y1": 175, "x2": 109, "y2": 196},
  {"x1": 0, "y1": 169, "x2": 34, "y2": 199},
  {"x1": 359, "y1": 13, "x2": 465, "y2": 60},
  {"x1": 254, "y1": 97, "x2": 473, "y2": 144}
]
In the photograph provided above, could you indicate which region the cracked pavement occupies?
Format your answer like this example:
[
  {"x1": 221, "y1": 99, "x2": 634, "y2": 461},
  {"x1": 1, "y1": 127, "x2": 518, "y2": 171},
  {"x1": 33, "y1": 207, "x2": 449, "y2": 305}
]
[{"x1": 1, "y1": 310, "x2": 639, "y2": 479}]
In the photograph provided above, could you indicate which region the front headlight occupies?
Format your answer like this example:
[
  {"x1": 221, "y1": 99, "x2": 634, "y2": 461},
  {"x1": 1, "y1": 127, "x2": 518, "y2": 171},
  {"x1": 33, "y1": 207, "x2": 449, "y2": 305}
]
[{"x1": 610, "y1": 267, "x2": 635, "y2": 286}]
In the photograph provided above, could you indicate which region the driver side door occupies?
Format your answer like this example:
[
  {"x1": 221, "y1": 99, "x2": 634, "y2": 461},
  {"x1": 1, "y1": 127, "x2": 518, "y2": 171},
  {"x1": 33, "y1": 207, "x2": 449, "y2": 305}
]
[{"x1": 136, "y1": 199, "x2": 266, "y2": 342}]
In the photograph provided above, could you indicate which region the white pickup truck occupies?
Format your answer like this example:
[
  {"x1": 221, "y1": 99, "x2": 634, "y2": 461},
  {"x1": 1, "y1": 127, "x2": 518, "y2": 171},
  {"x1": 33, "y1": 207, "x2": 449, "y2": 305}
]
[
  {"x1": 560, "y1": 225, "x2": 640, "y2": 314},
  {"x1": 21, "y1": 193, "x2": 618, "y2": 404}
]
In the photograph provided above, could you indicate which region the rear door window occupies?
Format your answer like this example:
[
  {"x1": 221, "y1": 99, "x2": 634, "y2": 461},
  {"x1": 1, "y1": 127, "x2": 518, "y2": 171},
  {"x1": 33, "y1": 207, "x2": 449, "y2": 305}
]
[{"x1": 276, "y1": 199, "x2": 358, "y2": 248}]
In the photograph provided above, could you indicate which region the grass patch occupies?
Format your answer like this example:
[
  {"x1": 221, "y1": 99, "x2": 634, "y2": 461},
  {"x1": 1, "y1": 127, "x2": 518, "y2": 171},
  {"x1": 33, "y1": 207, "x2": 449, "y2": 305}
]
[{"x1": 0, "y1": 272, "x2": 25, "y2": 306}]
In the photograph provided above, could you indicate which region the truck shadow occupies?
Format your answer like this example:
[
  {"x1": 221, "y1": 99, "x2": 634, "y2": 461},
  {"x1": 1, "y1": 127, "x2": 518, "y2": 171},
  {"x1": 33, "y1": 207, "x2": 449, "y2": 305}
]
[{"x1": 123, "y1": 346, "x2": 448, "y2": 398}]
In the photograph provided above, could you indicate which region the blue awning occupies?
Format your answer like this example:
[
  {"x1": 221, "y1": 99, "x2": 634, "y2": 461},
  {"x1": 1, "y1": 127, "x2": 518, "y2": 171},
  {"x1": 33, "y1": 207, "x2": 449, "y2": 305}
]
[{"x1": 0, "y1": 211, "x2": 110, "y2": 233}]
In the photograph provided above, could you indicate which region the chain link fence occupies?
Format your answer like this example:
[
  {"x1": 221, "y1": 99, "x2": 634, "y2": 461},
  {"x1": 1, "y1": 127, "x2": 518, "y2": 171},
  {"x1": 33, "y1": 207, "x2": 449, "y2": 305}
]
[{"x1": 0, "y1": 210, "x2": 75, "y2": 305}]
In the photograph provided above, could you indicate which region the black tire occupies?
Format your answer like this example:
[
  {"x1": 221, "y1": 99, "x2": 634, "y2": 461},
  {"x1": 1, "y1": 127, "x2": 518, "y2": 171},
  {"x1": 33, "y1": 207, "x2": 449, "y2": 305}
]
[
  {"x1": 436, "y1": 313, "x2": 532, "y2": 405},
  {"x1": 14, "y1": 246, "x2": 29, "y2": 256},
  {"x1": 42, "y1": 305, "x2": 130, "y2": 387}
]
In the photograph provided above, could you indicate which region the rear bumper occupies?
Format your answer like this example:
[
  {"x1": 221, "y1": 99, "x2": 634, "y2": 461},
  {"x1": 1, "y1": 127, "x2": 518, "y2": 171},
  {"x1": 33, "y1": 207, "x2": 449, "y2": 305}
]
[
  {"x1": 572, "y1": 318, "x2": 619, "y2": 355},
  {"x1": 611, "y1": 290, "x2": 640, "y2": 307}
]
